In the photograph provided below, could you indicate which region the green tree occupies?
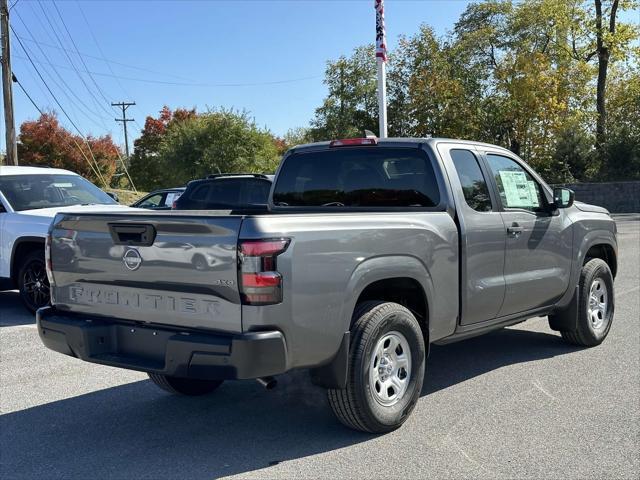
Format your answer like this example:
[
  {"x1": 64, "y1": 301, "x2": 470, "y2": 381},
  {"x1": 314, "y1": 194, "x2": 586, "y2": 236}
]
[
  {"x1": 310, "y1": 46, "x2": 378, "y2": 141},
  {"x1": 129, "y1": 106, "x2": 196, "y2": 190},
  {"x1": 132, "y1": 108, "x2": 281, "y2": 190}
]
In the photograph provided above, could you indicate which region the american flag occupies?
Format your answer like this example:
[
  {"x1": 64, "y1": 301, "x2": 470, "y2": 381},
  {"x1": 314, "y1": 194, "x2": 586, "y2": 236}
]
[{"x1": 375, "y1": 0, "x2": 387, "y2": 62}]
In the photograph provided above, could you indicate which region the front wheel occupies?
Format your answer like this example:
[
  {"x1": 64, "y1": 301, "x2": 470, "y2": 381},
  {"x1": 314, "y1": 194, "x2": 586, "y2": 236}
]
[
  {"x1": 553, "y1": 258, "x2": 614, "y2": 347},
  {"x1": 148, "y1": 373, "x2": 223, "y2": 396},
  {"x1": 18, "y1": 251, "x2": 50, "y2": 314},
  {"x1": 327, "y1": 301, "x2": 426, "y2": 433}
]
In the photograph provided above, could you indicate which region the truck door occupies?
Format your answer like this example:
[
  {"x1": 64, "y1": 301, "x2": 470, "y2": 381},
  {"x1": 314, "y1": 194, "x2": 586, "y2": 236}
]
[
  {"x1": 482, "y1": 152, "x2": 573, "y2": 317},
  {"x1": 438, "y1": 144, "x2": 506, "y2": 325}
]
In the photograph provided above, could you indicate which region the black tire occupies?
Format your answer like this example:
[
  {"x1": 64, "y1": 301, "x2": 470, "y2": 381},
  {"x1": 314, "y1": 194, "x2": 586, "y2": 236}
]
[
  {"x1": 17, "y1": 250, "x2": 50, "y2": 314},
  {"x1": 555, "y1": 258, "x2": 614, "y2": 347},
  {"x1": 327, "y1": 301, "x2": 426, "y2": 433},
  {"x1": 147, "y1": 373, "x2": 223, "y2": 396}
]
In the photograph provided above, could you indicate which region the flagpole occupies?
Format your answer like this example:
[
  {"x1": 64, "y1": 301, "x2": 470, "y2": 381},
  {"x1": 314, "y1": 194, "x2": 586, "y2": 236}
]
[
  {"x1": 375, "y1": 0, "x2": 388, "y2": 138},
  {"x1": 377, "y1": 57, "x2": 388, "y2": 139}
]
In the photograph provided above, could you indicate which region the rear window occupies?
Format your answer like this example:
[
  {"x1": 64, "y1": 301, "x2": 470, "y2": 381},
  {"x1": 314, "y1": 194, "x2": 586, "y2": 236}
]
[
  {"x1": 181, "y1": 178, "x2": 271, "y2": 209},
  {"x1": 273, "y1": 147, "x2": 440, "y2": 207}
]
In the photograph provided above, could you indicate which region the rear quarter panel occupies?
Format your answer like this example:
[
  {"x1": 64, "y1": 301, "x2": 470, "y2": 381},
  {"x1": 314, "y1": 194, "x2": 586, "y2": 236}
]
[{"x1": 240, "y1": 212, "x2": 459, "y2": 369}]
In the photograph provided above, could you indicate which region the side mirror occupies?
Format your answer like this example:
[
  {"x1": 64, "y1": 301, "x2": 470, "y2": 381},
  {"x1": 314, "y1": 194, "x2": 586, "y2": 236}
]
[
  {"x1": 106, "y1": 192, "x2": 119, "y2": 203},
  {"x1": 553, "y1": 187, "x2": 574, "y2": 209}
]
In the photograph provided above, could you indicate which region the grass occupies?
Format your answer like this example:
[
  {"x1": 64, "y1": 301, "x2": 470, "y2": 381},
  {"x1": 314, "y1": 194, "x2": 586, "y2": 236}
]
[{"x1": 107, "y1": 189, "x2": 147, "y2": 205}]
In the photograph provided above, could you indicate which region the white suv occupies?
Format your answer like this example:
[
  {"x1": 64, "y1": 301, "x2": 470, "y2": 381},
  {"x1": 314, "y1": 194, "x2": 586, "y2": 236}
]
[{"x1": 0, "y1": 166, "x2": 133, "y2": 312}]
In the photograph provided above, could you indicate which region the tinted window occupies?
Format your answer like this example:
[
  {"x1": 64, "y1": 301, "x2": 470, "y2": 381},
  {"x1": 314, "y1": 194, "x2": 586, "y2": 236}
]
[
  {"x1": 242, "y1": 180, "x2": 271, "y2": 204},
  {"x1": 0, "y1": 174, "x2": 115, "y2": 211},
  {"x1": 180, "y1": 178, "x2": 271, "y2": 209},
  {"x1": 486, "y1": 154, "x2": 544, "y2": 211},
  {"x1": 450, "y1": 149, "x2": 492, "y2": 212},
  {"x1": 273, "y1": 148, "x2": 440, "y2": 207}
]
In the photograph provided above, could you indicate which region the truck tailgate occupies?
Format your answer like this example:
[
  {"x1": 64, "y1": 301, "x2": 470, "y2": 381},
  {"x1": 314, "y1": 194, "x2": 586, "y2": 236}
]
[{"x1": 49, "y1": 213, "x2": 243, "y2": 333}]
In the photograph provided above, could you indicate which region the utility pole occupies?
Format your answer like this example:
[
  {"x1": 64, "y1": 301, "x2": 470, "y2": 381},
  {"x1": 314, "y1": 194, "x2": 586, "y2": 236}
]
[
  {"x1": 1, "y1": 0, "x2": 17, "y2": 165},
  {"x1": 111, "y1": 101, "x2": 135, "y2": 159}
]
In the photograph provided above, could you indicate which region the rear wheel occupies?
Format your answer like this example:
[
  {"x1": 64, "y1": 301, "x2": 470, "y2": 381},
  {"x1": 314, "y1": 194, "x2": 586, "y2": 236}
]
[
  {"x1": 327, "y1": 301, "x2": 426, "y2": 433},
  {"x1": 18, "y1": 250, "x2": 50, "y2": 314},
  {"x1": 148, "y1": 373, "x2": 223, "y2": 396},
  {"x1": 553, "y1": 258, "x2": 614, "y2": 347}
]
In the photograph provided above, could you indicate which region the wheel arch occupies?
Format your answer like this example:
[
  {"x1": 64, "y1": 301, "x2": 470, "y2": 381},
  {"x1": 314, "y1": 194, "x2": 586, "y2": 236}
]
[
  {"x1": 310, "y1": 256, "x2": 433, "y2": 390},
  {"x1": 10, "y1": 236, "x2": 45, "y2": 286},
  {"x1": 342, "y1": 255, "x2": 434, "y2": 343},
  {"x1": 584, "y1": 243, "x2": 617, "y2": 278}
]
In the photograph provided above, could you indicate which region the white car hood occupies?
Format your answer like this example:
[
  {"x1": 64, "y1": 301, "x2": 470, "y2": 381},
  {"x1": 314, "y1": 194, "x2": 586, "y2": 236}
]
[{"x1": 17, "y1": 204, "x2": 136, "y2": 219}]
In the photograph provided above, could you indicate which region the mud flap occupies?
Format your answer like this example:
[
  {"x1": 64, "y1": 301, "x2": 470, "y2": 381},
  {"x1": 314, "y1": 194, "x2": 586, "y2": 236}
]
[
  {"x1": 548, "y1": 286, "x2": 579, "y2": 332},
  {"x1": 310, "y1": 332, "x2": 350, "y2": 389}
]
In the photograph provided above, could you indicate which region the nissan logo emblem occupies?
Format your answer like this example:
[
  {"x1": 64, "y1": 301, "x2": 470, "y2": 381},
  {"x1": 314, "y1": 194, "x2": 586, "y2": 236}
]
[{"x1": 122, "y1": 249, "x2": 142, "y2": 271}]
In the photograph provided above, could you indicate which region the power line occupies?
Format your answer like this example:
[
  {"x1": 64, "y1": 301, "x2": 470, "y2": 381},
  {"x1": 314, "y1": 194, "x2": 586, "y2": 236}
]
[
  {"x1": 74, "y1": 0, "x2": 145, "y2": 131},
  {"x1": 11, "y1": 53, "x2": 322, "y2": 87},
  {"x1": 11, "y1": 25, "x2": 109, "y2": 187},
  {"x1": 35, "y1": 0, "x2": 112, "y2": 118},
  {"x1": 51, "y1": 1, "x2": 114, "y2": 108},
  {"x1": 14, "y1": 34, "x2": 195, "y2": 82},
  {"x1": 12, "y1": 10, "x2": 113, "y2": 130},
  {"x1": 12, "y1": 71, "x2": 43, "y2": 115},
  {"x1": 13, "y1": 70, "x2": 120, "y2": 191}
]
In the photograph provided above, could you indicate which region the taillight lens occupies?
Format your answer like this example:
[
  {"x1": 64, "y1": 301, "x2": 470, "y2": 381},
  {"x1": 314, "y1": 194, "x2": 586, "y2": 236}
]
[
  {"x1": 329, "y1": 137, "x2": 378, "y2": 147},
  {"x1": 239, "y1": 238, "x2": 289, "y2": 305}
]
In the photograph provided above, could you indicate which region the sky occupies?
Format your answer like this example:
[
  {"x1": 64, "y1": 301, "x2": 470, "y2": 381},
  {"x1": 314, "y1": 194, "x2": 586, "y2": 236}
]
[{"x1": 1, "y1": 0, "x2": 475, "y2": 152}]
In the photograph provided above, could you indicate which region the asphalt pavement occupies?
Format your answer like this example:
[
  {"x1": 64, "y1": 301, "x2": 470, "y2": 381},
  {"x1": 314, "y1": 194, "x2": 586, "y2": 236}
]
[{"x1": 1, "y1": 215, "x2": 638, "y2": 479}]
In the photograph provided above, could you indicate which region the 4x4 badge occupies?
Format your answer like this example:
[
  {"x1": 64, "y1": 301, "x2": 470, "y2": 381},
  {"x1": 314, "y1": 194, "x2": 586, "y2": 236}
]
[{"x1": 122, "y1": 249, "x2": 142, "y2": 271}]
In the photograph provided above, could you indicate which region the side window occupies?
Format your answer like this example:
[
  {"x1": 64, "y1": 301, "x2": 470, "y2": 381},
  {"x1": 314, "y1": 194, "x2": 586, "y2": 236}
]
[
  {"x1": 450, "y1": 149, "x2": 492, "y2": 212},
  {"x1": 486, "y1": 154, "x2": 544, "y2": 212},
  {"x1": 190, "y1": 185, "x2": 210, "y2": 202},
  {"x1": 139, "y1": 193, "x2": 163, "y2": 208}
]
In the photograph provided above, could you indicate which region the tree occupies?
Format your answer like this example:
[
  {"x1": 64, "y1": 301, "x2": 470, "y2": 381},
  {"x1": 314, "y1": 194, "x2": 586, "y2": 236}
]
[
  {"x1": 129, "y1": 106, "x2": 196, "y2": 190},
  {"x1": 130, "y1": 108, "x2": 281, "y2": 190},
  {"x1": 601, "y1": 65, "x2": 640, "y2": 179},
  {"x1": 17, "y1": 113, "x2": 119, "y2": 187},
  {"x1": 309, "y1": 46, "x2": 378, "y2": 141}
]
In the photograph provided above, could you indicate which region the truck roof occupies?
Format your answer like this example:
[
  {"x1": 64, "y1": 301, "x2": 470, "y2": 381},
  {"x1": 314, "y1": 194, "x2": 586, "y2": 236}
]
[
  {"x1": 289, "y1": 137, "x2": 515, "y2": 155},
  {"x1": 0, "y1": 165, "x2": 77, "y2": 176}
]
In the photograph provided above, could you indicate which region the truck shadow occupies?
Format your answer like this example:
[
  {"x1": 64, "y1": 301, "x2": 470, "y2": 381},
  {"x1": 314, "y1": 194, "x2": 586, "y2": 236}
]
[
  {"x1": 424, "y1": 326, "x2": 581, "y2": 395},
  {"x1": 0, "y1": 323, "x2": 581, "y2": 479},
  {"x1": 0, "y1": 290, "x2": 33, "y2": 327}
]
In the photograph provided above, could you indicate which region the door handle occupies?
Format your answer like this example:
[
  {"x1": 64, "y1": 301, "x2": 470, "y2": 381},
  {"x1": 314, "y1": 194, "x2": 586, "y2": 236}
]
[{"x1": 507, "y1": 225, "x2": 523, "y2": 237}]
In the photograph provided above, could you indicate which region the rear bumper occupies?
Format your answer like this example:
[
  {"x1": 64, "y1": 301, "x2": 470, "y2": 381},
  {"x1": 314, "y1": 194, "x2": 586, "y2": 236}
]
[{"x1": 36, "y1": 307, "x2": 288, "y2": 380}]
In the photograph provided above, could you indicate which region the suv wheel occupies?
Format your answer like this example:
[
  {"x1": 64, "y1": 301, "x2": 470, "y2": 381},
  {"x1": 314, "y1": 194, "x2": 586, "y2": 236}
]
[
  {"x1": 18, "y1": 250, "x2": 50, "y2": 314},
  {"x1": 148, "y1": 373, "x2": 223, "y2": 396},
  {"x1": 327, "y1": 301, "x2": 426, "y2": 433},
  {"x1": 554, "y1": 258, "x2": 615, "y2": 347}
]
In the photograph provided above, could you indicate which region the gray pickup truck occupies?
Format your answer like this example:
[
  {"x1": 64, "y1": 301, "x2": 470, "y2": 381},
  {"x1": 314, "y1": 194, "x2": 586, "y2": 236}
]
[{"x1": 37, "y1": 137, "x2": 617, "y2": 433}]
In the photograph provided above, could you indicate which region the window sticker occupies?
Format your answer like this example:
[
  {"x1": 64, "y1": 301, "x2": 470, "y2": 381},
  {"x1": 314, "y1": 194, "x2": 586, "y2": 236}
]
[{"x1": 499, "y1": 170, "x2": 539, "y2": 208}]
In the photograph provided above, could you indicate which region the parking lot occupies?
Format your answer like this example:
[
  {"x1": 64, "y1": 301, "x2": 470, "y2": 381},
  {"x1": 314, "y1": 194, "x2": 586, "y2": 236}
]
[{"x1": 1, "y1": 215, "x2": 638, "y2": 479}]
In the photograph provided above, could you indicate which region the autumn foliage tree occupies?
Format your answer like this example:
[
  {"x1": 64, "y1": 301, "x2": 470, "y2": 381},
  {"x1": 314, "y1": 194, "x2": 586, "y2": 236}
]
[{"x1": 17, "y1": 112, "x2": 120, "y2": 187}]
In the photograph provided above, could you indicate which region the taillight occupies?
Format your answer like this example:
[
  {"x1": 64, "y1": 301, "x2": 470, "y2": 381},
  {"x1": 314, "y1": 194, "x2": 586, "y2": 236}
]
[{"x1": 238, "y1": 238, "x2": 289, "y2": 305}]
